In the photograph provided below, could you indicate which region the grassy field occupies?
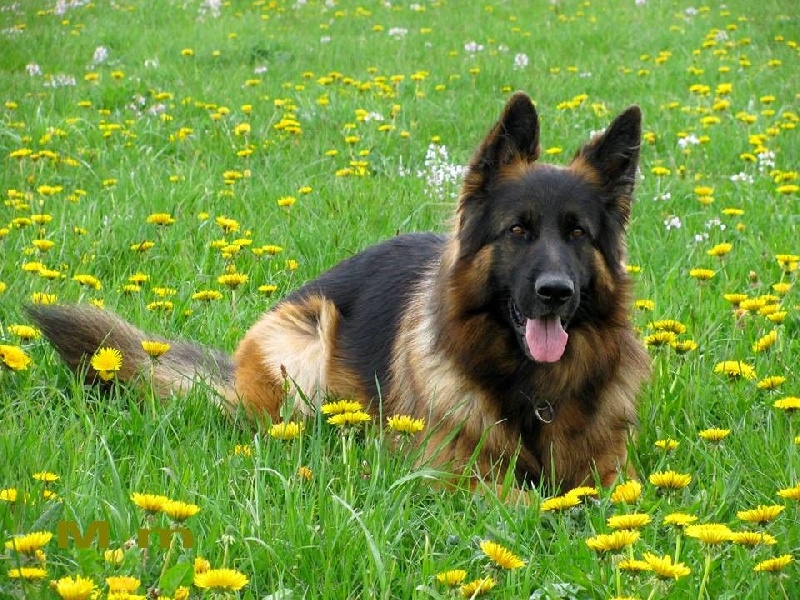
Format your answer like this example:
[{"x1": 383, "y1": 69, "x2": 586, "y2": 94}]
[{"x1": 1, "y1": 0, "x2": 798, "y2": 598}]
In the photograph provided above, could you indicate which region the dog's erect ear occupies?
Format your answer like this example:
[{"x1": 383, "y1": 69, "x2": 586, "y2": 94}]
[
  {"x1": 455, "y1": 93, "x2": 540, "y2": 259},
  {"x1": 571, "y1": 106, "x2": 642, "y2": 225},
  {"x1": 464, "y1": 92, "x2": 540, "y2": 187}
]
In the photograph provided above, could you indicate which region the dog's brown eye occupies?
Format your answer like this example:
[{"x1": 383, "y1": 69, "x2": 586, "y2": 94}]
[
  {"x1": 570, "y1": 227, "x2": 586, "y2": 239},
  {"x1": 510, "y1": 225, "x2": 526, "y2": 236}
]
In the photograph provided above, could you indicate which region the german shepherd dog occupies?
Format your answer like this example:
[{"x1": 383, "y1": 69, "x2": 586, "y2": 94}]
[{"x1": 28, "y1": 92, "x2": 650, "y2": 493}]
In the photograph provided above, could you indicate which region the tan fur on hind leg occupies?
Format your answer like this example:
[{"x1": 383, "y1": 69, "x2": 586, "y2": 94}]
[{"x1": 232, "y1": 294, "x2": 342, "y2": 419}]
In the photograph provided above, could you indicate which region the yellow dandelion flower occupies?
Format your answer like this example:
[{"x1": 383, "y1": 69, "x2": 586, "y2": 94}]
[
  {"x1": 699, "y1": 428, "x2": 731, "y2": 442},
  {"x1": 654, "y1": 438, "x2": 679, "y2": 451},
  {"x1": 671, "y1": 339, "x2": 699, "y2": 354},
  {"x1": 192, "y1": 289, "x2": 223, "y2": 301},
  {"x1": 775, "y1": 254, "x2": 799, "y2": 269},
  {"x1": 714, "y1": 360, "x2": 756, "y2": 380},
  {"x1": 618, "y1": 559, "x2": 652, "y2": 573},
  {"x1": 540, "y1": 494, "x2": 581, "y2": 512},
  {"x1": 607, "y1": 513, "x2": 652, "y2": 530},
  {"x1": 217, "y1": 273, "x2": 248, "y2": 289},
  {"x1": 767, "y1": 311, "x2": 787, "y2": 324},
  {"x1": 585, "y1": 530, "x2": 640, "y2": 553},
  {"x1": 565, "y1": 486, "x2": 599, "y2": 499},
  {"x1": 757, "y1": 375, "x2": 785, "y2": 390},
  {"x1": 327, "y1": 411, "x2": 372, "y2": 427},
  {"x1": 104, "y1": 548, "x2": 125, "y2": 564},
  {"x1": 152, "y1": 287, "x2": 177, "y2": 298},
  {"x1": 106, "y1": 576, "x2": 140, "y2": 592},
  {"x1": 649, "y1": 319, "x2": 687, "y2": 334},
  {"x1": 8, "y1": 324, "x2": 40, "y2": 339},
  {"x1": 277, "y1": 195, "x2": 297, "y2": 208},
  {"x1": 141, "y1": 340, "x2": 171, "y2": 358},
  {"x1": 0, "y1": 345, "x2": 32, "y2": 371},
  {"x1": 5, "y1": 531, "x2": 53, "y2": 554},
  {"x1": 54, "y1": 575, "x2": 98, "y2": 600},
  {"x1": 31, "y1": 239, "x2": 55, "y2": 252},
  {"x1": 642, "y1": 552, "x2": 691, "y2": 580},
  {"x1": 694, "y1": 186, "x2": 714, "y2": 197},
  {"x1": 91, "y1": 347, "x2": 123, "y2": 381},
  {"x1": 649, "y1": 470, "x2": 692, "y2": 490},
  {"x1": 269, "y1": 421, "x2": 304, "y2": 440},
  {"x1": 146, "y1": 300, "x2": 173, "y2": 312},
  {"x1": 130, "y1": 241, "x2": 155, "y2": 252},
  {"x1": 259, "y1": 284, "x2": 278, "y2": 295},
  {"x1": 128, "y1": 273, "x2": 149, "y2": 284},
  {"x1": 722, "y1": 207, "x2": 745, "y2": 216},
  {"x1": 146, "y1": 212, "x2": 175, "y2": 226},
  {"x1": 644, "y1": 331, "x2": 677, "y2": 347},
  {"x1": 321, "y1": 399, "x2": 364, "y2": 415},
  {"x1": 731, "y1": 531, "x2": 777, "y2": 546},
  {"x1": 663, "y1": 512, "x2": 698, "y2": 528},
  {"x1": 0, "y1": 488, "x2": 19, "y2": 502},
  {"x1": 72, "y1": 274, "x2": 102, "y2": 290},
  {"x1": 611, "y1": 480, "x2": 642, "y2": 504},
  {"x1": 436, "y1": 569, "x2": 467, "y2": 586},
  {"x1": 737, "y1": 504, "x2": 785, "y2": 524},
  {"x1": 689, "y1": 268, "x2": 716, "y2": 281},
  {"x1": 163, "y1": 500, "x2": 201, "y2": 522},
  {"x1": 754, "y1": 554, "x2": 794, "y2": 572},
  {"x1": 707, "y1": 243, "x2": 732, "y2": 257},
  {"x1": 296, "y1": 466, "x2": 314, "y2": 481},
  {"x1": 479, "y1": 540, "x2": 526, "y2": 569},
  {"x1": 194, "y1": 568, "x2": 249, "y2": 591},
  {"x1": 174, "y1": 586, "x2": 190, "y2": 600},
  {"x1": 194, "y1": 557, "x2": 211, "y2": 574},
  {"x1": 387, "y1": 415, "x2": 425, "y2": 434},
  {"x1": 651, "y1": 166, "x2": 671, "y2": 176},
  {"x1": 634, "y1": 299, "x2": 655, "y2": 311},
  {"x1": 771, "y1": 282, "x2": 791, "y2": 295},
  {"x1": 774, "y1": 396, "x2": 800, "y2": 412},
  {"x1": 261, "y1": 244, "x2": 284, "y2": 255},
  {"x1": 776, "y1": 184, "x2": 799, "y2": 195},
  {"x1": 8, "y1": 567, "x2": 47, "y2": 580},
  {"x1": 233, "y1": 444, "x2": 252, "y2": 457},
  {"x1": 752, "y1": 330, "x2": 778, "y2": 352},
  {"x1": 32, "y1": 471, "x2": 59, "y2": 482},
  {"x1": 684, "y1": 523, "x2": 733, "y2": 545},
  {"x1": 723, "y1": 293, "x2": 748, "y2": 306},
  {"x1": 777, "y1": 484, "x2": 800, "y2": 500},
  {"x1": 739, "y1": 297, "x2": 767, "y2": 312},
  {"x1": 130, "y1": 492, "x2": 169, "y2": 513},
  {"x1": 459, "y1": 577, "x2": 496, "y2": 597}
]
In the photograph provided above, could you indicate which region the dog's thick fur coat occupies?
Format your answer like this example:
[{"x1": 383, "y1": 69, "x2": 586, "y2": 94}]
[{"x1": 29, "y1": 92, "x2": 650, "y2": 491}]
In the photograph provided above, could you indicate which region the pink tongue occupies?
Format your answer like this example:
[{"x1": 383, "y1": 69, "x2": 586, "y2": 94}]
[{"x1": 525, "y1": 317, "x2": 569, "y2": 363}]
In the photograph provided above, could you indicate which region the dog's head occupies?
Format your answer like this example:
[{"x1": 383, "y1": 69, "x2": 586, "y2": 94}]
[{"x1": 454, "y1": 92, "x2": 641, "y2": 363}]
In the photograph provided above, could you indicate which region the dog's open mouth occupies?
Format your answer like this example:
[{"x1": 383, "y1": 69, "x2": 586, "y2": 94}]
[{"x1": 509, "y1": 300, "x2": 569, "y2": 363}]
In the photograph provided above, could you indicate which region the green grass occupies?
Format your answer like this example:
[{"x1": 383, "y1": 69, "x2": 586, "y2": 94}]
[{"x1": 1, "y1": 0, "x2": 798, "y2": 598}]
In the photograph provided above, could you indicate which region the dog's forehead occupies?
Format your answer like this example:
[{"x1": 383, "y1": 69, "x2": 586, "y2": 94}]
[{"x1": 495, "y1": 165, "x2": 601, "y2": 217}]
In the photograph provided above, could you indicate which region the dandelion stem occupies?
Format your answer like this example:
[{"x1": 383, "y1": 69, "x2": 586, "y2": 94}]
[
  {"x1": 697, "y1": 551, "x2": 712, "y2": 600},
  {"x1": 158, "y1": 529, "x2": 180, "y2": 584}
]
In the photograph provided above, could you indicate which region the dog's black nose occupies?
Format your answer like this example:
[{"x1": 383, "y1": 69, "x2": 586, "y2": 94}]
[{"x1": 535, "y1": 274, "x2": 574, "y2": 304}]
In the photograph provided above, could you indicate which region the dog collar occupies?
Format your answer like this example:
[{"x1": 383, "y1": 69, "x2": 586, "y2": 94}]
[{"x1": 534, "y1": 400, "x2": 555, "y2": 424}]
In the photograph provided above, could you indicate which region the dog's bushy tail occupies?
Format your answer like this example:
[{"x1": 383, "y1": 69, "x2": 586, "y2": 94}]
[{"x1": 26, "y1": 304, "x2": 235, "y2": 403}]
